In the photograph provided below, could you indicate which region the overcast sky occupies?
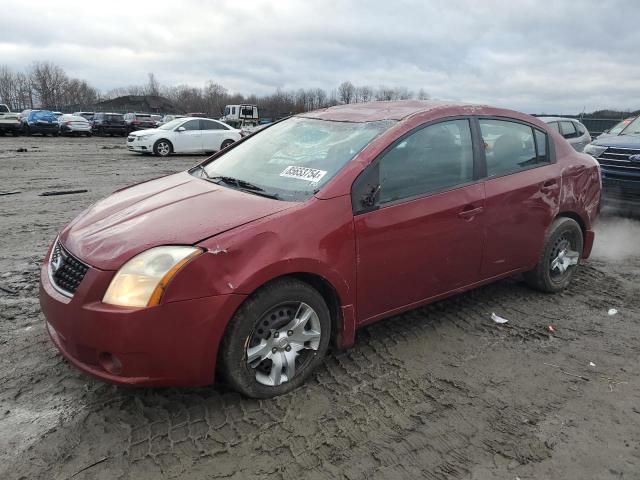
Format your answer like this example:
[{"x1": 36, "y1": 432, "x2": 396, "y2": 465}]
[{"x1": 1, "y1": 0, "x2": 638, "y2": 113}]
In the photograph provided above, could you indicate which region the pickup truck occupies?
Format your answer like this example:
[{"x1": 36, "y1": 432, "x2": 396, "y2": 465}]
[{"x1": 0, "y1": 104, "x2": 22, "y2": 135}]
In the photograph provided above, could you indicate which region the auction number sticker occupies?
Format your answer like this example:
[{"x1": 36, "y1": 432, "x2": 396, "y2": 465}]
[{"x1": 280, "y1": 166, "x2": 327, "y2": 183}]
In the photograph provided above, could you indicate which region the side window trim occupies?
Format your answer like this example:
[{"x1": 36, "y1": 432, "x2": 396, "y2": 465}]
[
  {"x1": 351, "y1": 115, "x2": 480, "y2": 215},
  {"x1": 473, "y1": 116, "x2": 556, "y2": 182}
]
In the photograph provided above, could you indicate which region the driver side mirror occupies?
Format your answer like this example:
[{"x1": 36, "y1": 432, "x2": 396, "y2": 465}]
[{"x1": 177, "y1": 126, "x2": 186, "y2": 132}]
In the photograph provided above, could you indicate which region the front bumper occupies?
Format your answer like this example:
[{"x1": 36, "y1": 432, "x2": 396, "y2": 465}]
[
  {"x1": 602, "y1": 176, "x2": 640, "y2": 209},
  {"x1": 0, "y1": 121, "x2": 22, "y2": 132},
  {"x1": 40, "y1": 252, "x2": 246, "y2": 387},
  {"x1": 127, "y1": 137, "x2": 155, "y2": 152}
]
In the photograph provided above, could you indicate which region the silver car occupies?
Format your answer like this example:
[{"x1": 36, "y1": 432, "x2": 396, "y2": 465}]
[{"x1": 539, "y1": 117, "x2": 591, "y2": 152}]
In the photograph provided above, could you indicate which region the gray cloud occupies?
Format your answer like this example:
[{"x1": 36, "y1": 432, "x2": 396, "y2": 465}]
[{"x1": 1, "y1": 0, "x2": 638, "y2": 112}]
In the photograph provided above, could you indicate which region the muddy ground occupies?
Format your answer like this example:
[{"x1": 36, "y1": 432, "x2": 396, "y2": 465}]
[{"x1": 0, "y1": 135, "x2": 639, "y2": 480}]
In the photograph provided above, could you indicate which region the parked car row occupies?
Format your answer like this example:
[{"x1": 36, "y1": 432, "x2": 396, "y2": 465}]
[{"x1": 0, "y1": 106, "x2": 204, "y2": 136}]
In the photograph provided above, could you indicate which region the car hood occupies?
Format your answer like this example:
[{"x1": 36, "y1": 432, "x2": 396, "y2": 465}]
[
  {"x1": 60, "y1": 171, "x2": 295, "y2": 270},
  {"x1": 130, "y1": 128, "x2": 160, "y2": 136},
  {"x1": 592, "y1": 133, "x2": 640, "y2": 148}
]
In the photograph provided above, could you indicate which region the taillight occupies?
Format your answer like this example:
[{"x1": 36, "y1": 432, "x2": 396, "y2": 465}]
[{"x1": 65, "y1": 121, "x2": 71, "y2": 125}]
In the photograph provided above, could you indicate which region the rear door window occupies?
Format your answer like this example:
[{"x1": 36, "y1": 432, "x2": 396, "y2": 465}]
[
  {"x1": 200, "y1": 119, "x2": 227, "y2": 130},
  {"x1": 560, "y1": 121, "x2": 578, "y2": 139},
  {"x1": 479, "y1": 119, "x2": 542, "y2": 177}
]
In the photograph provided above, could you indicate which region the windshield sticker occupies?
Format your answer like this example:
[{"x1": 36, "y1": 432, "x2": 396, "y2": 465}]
[{"x1": 280, "y1": 166, "x2": 328, "y2": 183}]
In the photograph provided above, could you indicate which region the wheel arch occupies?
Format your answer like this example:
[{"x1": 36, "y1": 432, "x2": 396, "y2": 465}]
[
  {"x1": 154, "y1": 137, "x2": 174, "y2": 154},
  {"x1": 555, "y1": 211, "x2": 586, "y2": 240},
  {"x1": 228, "y1": 271, "x2": 345, "y2": 350}
]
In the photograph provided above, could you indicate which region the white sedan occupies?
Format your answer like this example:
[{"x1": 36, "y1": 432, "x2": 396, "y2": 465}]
[
  {"x1": 58, "y1": 114, "x2": 92, "y2": 136},
  {"x1": 126, "y1": 117, "x2": 242, "y2": 157}
]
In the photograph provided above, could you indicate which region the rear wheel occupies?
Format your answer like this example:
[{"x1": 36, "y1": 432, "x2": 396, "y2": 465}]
[
  {"x1": 220, "y1": 278, "x2": 331, "y2": 398},
  {"x1": 153, "y1": 139, "x2": 172, "y2": 157},
  {"x1": 524, "y1": 217, "x2": 583, "y2": 293}
]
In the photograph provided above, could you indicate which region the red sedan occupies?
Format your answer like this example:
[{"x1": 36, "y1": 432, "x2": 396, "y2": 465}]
[{"x1": 40, "y1": 101, "x2": 602, "y2": 398}]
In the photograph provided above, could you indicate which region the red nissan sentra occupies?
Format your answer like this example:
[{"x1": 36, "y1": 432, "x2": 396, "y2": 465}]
[{"x1": 40, "y1": 101, "x2": 601, "y2": 398}]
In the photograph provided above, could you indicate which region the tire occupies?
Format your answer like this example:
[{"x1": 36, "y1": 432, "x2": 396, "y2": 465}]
[
  {"x1": 524, "y1": 217, "x2": 583, "y2": 293},
  {"x1": 220, "y1": 278, "x2": 331, "y2": 398},
  {"x1": 153, "y1": 139, "x2": 172, "y2": 157},
  {"x1": 220, "y1": 139, "x2": 234, "y2": 150}
]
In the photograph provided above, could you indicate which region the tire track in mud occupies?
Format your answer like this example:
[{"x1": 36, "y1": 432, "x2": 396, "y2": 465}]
[{"x1": 8, "y1": 264, "x2": 630, "y2": 480}]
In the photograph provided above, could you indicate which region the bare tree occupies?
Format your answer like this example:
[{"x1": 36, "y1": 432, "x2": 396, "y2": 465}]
[
  {"x1": 338, "y1": 81, "x2": 355, "y2": 104},
  {"x1": 417, "y1": 88, "x2": 430, "y2": 100},
  {"x1": 355, "y1": 85, "x2": 373, "y2": 103},
  {"x1": 30, "y1": 61, "x2": 68, "y2": 109},
  {"x1": 146, "y1": 73, "x2": 160, "y2": 96},
  {"x1": 375, "y1": 85, "x2": 395, "y2": 101}
]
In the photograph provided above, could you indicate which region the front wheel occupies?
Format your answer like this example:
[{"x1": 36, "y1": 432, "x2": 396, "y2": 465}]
[
  {"x1": 153, "y1": 139, "x2": 172, "y2": 157},
  {"x1": 220, "y1": 278, "x2": 331, "y2": 398},
  {"x1": 220, "y1": 139, "x2": 234, "y2": 150},
  {"x1": 524, "y1": 217, "x2": 583, "y2": 293}
]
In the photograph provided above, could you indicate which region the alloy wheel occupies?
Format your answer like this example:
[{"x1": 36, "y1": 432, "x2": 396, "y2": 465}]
[
  {"x1": 549, "y1": 233, "x2": 579, "y2": 278},
  {"x1": 246, "y1": 302, "x2": 321, "y2": 386}
]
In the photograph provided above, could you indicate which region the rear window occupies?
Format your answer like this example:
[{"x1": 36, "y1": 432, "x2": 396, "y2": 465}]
[
  {"x1": 0, "y1": 105, "x2": 9, "y2": 113},
  {"x1": 136, "y1": 114, "x2": 151, "y2": 119},
  {"x1": 105, "y1": 114, "x2": 123, "y2": 121}
]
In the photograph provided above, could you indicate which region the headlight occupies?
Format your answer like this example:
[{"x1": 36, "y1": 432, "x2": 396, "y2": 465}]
[
  {"x1": 136, "y1": 135, "x2": 152, "y2": 141},
  {"x1": 584, "y1": 144, "x2": 607, "y2": 157},
  {"x1": 103, "y1": 246, "x2": 202, "y2": 307}
]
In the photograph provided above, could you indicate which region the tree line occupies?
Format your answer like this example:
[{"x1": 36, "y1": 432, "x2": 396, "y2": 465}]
[{"x1": 0, "y1": 62, "x2": 430, "y2": 116}]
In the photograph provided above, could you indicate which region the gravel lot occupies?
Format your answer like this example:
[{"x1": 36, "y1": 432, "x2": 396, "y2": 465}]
[{"x1": 1, "y1": 135, "x2": 639, "y2": 480}]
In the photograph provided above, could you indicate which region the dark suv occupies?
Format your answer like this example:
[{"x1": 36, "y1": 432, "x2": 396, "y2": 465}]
[
  {"x1": 585, "y1": 116, "x2": 640, "y2": 210},
  {"x1": 124, "y1": 112, "x2": 156, "y2": 133},
  {"x1": 93, "y1": 112, "x2": 127, "y2": 136}
]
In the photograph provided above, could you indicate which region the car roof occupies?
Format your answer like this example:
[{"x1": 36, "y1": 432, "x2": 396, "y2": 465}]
[{"x1": 298, "y1": 100, "x2": 488, "y2": 122}]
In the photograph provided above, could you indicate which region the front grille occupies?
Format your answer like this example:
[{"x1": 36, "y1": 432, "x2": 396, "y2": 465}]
[
  {"x1": 597, "y1": 147, "x2": 640, "y2": 182},
  {"x1": 49, "y1": 241, "x2": 89, "y2": 295}
]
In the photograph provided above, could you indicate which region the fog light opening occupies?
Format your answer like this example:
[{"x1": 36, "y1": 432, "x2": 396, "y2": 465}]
[{"x1": 98, "y1": 352, "x2": 123, "y2": 375}]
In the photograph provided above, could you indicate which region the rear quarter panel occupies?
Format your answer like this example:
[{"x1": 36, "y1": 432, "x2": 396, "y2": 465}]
[{"x1": 555, "y1": 132, "x2": 602, "y2": 233}]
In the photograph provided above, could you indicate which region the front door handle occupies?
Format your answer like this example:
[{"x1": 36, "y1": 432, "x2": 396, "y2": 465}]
[{"x1": 458, "y1": 205, "x2": 484, "y2": 219}]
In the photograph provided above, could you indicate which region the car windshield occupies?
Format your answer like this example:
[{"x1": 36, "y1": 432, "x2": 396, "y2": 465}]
[
  {"x1": 608, "y1": 118, "x2": 633, "y2": 135},
  {"x1": 159, "y1": 119, "x2": 186, "y2": 130},
  {"x1": 620, "y1": 117, "x2": 640, "y2": 135},
  {"x1": 196, "y1": 117, "x2": 396, "y2": 201}
]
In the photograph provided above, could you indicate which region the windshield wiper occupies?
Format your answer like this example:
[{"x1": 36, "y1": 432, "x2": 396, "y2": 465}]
[
  {"x1": 209, "y1": 175, "x2": 265, "y2": 192},
  {"x1": 207, "y1": 175, "x2": 280, "y2": 200}
]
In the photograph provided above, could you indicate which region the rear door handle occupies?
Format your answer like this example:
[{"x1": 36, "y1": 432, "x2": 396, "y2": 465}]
[{"x1": 458, "y1": 205, "x2": 484, "y2": 219}]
